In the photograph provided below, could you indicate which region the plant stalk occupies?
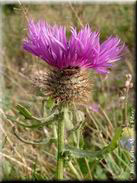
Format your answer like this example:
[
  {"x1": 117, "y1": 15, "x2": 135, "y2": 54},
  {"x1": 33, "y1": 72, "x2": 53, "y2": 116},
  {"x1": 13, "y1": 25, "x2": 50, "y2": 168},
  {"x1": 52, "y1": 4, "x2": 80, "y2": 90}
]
[{"x1": 57, "y1": 108, "x2": 65, "y2": 179}]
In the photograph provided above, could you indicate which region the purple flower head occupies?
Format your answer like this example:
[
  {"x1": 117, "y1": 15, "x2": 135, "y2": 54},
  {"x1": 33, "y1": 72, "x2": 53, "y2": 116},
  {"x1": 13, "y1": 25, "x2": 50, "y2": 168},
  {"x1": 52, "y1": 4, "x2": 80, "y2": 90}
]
[{"x1": 23, "y1": 19, "x2": 125, "y2": 74}]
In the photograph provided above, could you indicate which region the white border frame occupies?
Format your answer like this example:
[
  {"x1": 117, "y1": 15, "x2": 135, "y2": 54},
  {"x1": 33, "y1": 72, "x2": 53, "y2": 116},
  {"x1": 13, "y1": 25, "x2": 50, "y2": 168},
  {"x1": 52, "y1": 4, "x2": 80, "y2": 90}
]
[
  {"x1": 0, "y1": 4, "x2": 4, "y2": 181},
  {"x1": 0, "y1": 0, "x2": 135, "y2": 181},
  {"x1": 0, "y1": 0, "x2": 136, "y2": 4}
]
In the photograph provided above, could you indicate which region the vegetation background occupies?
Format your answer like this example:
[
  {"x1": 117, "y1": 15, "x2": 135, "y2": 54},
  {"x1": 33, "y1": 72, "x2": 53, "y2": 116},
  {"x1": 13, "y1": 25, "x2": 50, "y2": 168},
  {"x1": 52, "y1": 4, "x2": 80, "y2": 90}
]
[{"x1": 0, "y1": 2, "x2": 135, "y2": 180}]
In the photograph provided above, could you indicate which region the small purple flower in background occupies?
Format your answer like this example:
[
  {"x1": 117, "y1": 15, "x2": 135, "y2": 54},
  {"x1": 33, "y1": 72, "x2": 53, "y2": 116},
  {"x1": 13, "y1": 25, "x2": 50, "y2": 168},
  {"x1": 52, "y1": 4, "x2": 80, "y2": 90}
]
[
  {"x1": 23, "y1": 19, "x2": 125, "y2": 105},
  {"x1": 89, "y1": 103, "x2": 99, "y2": 112}
]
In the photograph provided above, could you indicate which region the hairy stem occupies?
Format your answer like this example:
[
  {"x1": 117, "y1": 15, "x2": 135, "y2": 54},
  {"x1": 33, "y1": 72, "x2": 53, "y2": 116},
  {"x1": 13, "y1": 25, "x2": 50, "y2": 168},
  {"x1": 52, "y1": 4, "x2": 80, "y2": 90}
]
[{"x1": 57, "y1": 107, "x2": 65, "y2": 179}]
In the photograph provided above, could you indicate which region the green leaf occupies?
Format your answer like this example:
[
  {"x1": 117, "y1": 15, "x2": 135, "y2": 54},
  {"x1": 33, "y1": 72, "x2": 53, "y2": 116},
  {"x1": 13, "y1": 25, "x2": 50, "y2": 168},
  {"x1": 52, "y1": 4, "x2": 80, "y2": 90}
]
[
  {"x1": 77, "y1": 158, "x2": 88, "y2": 175},
  {"x1": 13, "y1": 126, "x2": 56, "y2": 145},
  {"x1": 16, "y1": 104, "x2": 32, "y2": 119},
  {"x1": 9, "y1": 111, "x2": 59, "y2": 129},
  {"x1": 64, "y1": 108, "x2": 74, "y2": 131},
  {"x1": 46, "y1": 97, "x2": 55, "y2": 110},
  {"x1": 64, "y1": 128, "x2": 122, "y2": 159}
]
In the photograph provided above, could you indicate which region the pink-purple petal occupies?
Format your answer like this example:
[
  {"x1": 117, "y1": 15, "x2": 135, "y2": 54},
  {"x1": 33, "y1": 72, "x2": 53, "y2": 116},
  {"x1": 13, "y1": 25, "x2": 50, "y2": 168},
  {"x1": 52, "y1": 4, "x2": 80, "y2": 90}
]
[{"x1": 23, "y1": 19, "x2": 125, "y2": 73}]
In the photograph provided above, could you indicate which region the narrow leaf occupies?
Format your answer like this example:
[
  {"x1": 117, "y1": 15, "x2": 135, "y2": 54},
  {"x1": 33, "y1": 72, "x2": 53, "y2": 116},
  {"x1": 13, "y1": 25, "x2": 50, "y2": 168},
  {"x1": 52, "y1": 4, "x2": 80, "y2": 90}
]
[
  {"x1": 16, "y1": 104, "x2": 32, "y2": 119},
  {"x1": 64, "y1": 128, "x2": 122, "y2": 159}
]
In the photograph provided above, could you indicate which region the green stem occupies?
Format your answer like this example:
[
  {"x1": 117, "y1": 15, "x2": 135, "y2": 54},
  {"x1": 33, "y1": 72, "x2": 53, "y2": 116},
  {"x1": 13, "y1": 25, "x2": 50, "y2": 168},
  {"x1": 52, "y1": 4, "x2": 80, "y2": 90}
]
[{"x1": 57, "y1": 108, "x2": 65, "y2": 180}]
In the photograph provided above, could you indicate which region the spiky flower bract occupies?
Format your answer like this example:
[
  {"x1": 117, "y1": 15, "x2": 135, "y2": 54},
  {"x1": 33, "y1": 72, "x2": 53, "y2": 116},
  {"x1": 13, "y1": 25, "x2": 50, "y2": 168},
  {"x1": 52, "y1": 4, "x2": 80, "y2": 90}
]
[{"x1": 23, "y1": 19, "x2": 125, "y2": 105}]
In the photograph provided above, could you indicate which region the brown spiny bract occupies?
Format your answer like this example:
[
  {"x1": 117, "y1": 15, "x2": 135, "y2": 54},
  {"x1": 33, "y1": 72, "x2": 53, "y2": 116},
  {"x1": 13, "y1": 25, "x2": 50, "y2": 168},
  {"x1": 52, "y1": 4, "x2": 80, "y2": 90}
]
[{"x1": 33, "y1": 67, "x2": 92, "y2": 105}]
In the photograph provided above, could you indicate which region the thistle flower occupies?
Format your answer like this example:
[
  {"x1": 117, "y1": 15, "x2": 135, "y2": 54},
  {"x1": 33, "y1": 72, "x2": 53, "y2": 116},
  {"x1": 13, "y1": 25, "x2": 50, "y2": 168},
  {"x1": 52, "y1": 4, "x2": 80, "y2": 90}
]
[{"x1": 23, "y1": 19, "x2": 125, "y2": 105}]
